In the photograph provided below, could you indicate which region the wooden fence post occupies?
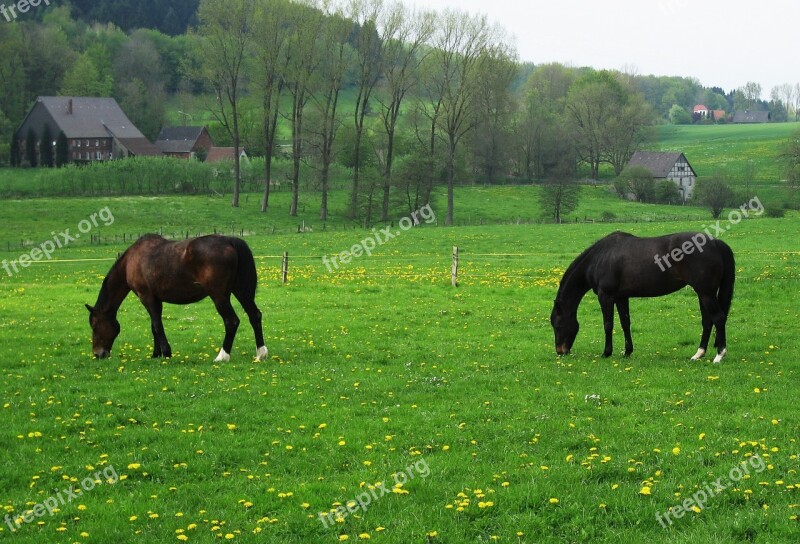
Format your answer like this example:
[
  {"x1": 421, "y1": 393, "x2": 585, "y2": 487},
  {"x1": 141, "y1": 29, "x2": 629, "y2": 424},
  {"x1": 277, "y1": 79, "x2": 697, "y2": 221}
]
[
  {"x1": 282, "y1": 251, "x2": 289, "y2": 284},
  {"x1": 451, "y1": 246, "x2": 459, "y2": 287}
]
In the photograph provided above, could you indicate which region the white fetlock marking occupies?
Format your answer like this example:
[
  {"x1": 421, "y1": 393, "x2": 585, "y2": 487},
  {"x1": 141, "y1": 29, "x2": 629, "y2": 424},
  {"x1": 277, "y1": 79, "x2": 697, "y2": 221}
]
[
  {"x1": 690, "y1": 348, "x2": 706, "y2": 361},
  {"x1": 214, "y1": 348, "x2": 230, "y2": 362},
  {"x1": 712, "y1": 348, "x2": 727, "y2": 364},
  {"x1": 255, "y1": 345, "x2": 268, "y2": 362}
]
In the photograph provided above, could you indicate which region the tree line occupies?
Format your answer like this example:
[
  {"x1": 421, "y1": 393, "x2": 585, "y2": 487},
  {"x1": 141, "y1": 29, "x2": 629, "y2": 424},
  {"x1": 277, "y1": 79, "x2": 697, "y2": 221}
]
[{"x1": 2, "y1": 0, "x2": 798, "y2": 224}]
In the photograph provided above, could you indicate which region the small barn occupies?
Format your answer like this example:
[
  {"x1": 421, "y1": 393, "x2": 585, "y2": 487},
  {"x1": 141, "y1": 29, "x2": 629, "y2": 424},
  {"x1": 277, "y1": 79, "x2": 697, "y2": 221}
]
[
  {"x1": 154, "y1": 126, "x2": 214, "y2": 160},
  {"x1": 626, "y1": 151, "x2": 697, "y2": 201}
]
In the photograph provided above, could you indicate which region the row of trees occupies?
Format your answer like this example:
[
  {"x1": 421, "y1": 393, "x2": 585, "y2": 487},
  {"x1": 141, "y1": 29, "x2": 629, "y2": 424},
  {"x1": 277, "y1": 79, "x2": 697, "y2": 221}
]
[
  {"x1": 6, "y1": 0, "x2": 796, "y2": 224},
  {"x1": 190, "y1": 0, "x2": 660, "y2": 224}
]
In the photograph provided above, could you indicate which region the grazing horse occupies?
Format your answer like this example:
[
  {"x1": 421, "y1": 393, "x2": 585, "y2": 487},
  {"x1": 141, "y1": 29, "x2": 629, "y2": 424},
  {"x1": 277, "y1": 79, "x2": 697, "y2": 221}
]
[
  {"x1": 550, "y1": 231, "x2": 735, "y2": 362},
  {"x1": 86, "y1": 234, "x2": 268, "y2": 362}
]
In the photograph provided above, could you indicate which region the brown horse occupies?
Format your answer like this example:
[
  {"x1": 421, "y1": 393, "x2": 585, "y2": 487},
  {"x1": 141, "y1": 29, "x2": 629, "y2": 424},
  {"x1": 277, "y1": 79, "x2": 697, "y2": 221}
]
[
  {"x1": 550, "y1": 231, "x2": 735, "y2": 362},
  {"x1": 86, "y1": 234, "x2": 268, "y2": 362}
]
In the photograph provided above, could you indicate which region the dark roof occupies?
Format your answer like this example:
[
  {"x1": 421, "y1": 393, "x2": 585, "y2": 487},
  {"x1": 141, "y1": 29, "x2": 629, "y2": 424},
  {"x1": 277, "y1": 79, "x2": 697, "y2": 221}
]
[
  {"x1": 155, "y1": 126, "x2": 207, "y2": 154},
  {"x1": 732, "y1": 110, "x2": 771, "y2": 123},
  {"x1": 31, "y1": 97, "x2": 147, "y2": 139},
  {"x1": 626, "y1": 151, "x2": 690, "y2": 178},
  {"x1": 117, "y1": 137, "x2": 163, "y2": 157}
]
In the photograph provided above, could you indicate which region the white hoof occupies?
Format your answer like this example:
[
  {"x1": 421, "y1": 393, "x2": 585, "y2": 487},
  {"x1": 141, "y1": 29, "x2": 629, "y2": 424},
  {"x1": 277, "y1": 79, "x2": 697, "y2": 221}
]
[
  {"x1": 690, "y1": 348, "x2": 706, "y2": 361},
  {"x1": 255, "y1": 345, "x2": 268, "y2": 362},
  {"x1": 712, "y1": 348, "x2": 727, "y2": 364},
  {"x1": 214, "y1": 348, "x2": 230, "y2": 362}
]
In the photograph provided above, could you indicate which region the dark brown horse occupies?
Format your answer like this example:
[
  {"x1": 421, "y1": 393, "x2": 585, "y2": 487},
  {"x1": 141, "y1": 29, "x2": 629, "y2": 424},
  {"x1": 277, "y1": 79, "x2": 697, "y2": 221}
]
[
  {"x1": 550, "y1": 231, "x2": 735, "y2": 362},
  {"x1": 86, "y1": 234, "x2": 268, "y2": 362}
]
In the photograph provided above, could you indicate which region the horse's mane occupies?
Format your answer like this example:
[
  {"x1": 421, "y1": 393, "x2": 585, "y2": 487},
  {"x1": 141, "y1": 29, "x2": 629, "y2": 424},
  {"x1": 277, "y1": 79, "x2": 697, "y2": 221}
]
[
  {"x1": 556, "y1": 232, "x2": 631, "y2": 301},
  {"x1": 95, "y1": 245, "x2": 135, "y2": 311}
]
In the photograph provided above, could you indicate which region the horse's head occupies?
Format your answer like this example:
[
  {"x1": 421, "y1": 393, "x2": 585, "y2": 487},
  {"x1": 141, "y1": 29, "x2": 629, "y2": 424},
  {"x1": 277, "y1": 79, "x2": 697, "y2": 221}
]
[
  {"x1": 550, "y1": 300, "x2": 578, "y2": 355},
  {"x1": 86, "y1": 304, "x2": 120, "y2": 359}
]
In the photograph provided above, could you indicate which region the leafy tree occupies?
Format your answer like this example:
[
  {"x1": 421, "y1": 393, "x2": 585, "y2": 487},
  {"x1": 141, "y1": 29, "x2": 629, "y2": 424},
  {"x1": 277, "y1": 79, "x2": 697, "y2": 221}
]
[
  {"x1": 539, "y1": 169, "x2": 580, "y2": 223},
  {"x1": 779, "y1": 129, "x2": 800, "y2": 188},
  {"x1": 39, "y1": 124, "x2": 54, "y2": 167},
  {"x1": 471, "y1": 42, "x2": 517, "y2": 183},
  {"x1": 61, "y1": 53, "x2": 114, "y2": 96},
  {"x1": 617, "y1": 166, "x2": 655, "y2": 202},
  {"x1": 55, "y1": 131, "x2": 69, "y2": 167},
  {"x1": 565, "y1": 70, "x2": 628, "y2": 180},
  {"x1": 669, "y1": 104, "x2": 692, "y2": 125},
  {"x1": 10, "y1": 136, "x2": 20, "y2": 167},
  {"x1": 695, "y1": 174, "x2": 735, "y2": 219},
  {"x1": 734, "y1": 82, "x2": 763, "y2": 111},
  {"x1": 25, "y1": 128, "x2": 37, "y2": 167},
  {"x1": 654, "y1": 179, "x2": 681, "y2": 204},
  {"x1": 391, "y1": 146, "x2": 435, "y2": 215}
]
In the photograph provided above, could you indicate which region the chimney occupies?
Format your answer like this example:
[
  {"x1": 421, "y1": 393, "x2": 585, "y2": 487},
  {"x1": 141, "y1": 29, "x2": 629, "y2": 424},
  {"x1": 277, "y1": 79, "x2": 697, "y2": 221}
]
[{"x1": 67, "y1": 98, "x2": 73, "y2": 115}]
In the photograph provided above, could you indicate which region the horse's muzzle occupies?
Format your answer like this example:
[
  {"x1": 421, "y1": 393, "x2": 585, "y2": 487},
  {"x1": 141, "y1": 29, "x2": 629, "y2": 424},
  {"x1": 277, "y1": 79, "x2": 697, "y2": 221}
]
[
  {"x1": 556, "y1": 344, "x2": 570, "y2": 356},
  {"x1": 94, "y1": 348, "x2": 110, "y2": 359}
]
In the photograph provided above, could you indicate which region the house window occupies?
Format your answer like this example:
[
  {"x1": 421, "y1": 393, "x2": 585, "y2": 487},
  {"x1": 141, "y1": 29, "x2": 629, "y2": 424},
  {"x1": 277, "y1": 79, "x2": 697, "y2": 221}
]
[
  {"x1": 76, "y1": 140, "x2": 81, "y2": 147},
  {"x1": 96, "y1": 151, "x2": 102, "y2": 160},
  {"x1": 95, "y1": 140, "x2": 100, "y2": 147}
]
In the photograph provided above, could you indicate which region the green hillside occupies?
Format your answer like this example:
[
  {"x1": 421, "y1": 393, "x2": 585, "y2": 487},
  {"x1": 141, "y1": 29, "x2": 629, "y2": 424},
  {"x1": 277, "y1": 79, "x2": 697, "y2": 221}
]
[{"x1": 651, "y1": 122, "x2": 799, "y2": 182}]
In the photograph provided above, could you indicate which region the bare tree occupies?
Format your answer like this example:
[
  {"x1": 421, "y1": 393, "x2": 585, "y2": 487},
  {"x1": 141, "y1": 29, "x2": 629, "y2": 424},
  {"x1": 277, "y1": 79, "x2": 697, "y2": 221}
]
[
  {"x1": 307, "y1": 0, "x2": 352, "y2": 221},
  {"x1": 283, "y1": 0, "x2": 324, "y2": 216},
  {"x1": 347, "y1": 0, "x2": 386, "y2": 218},
  {"x1": 196, "y1": 0, "x2": 253, "y2": 207},
  {"x1": 374, "y1": 4, "x2": 435, "y2": 221},
  {"x1": 252, "y1": 0, "x2": 292, "y2": 212},
  {"x1": 471, "y1": 41, "x2": 518, "y2": 183},
  {"x1": 424, "y1": 9, "x2": 493, "y2": 225}
]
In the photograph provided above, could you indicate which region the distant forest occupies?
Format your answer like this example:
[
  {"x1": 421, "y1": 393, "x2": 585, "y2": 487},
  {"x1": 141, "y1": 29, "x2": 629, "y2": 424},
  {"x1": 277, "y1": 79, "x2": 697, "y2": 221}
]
[
  {"x1": 68, "y1": 0, "x2": 199, "y2": 35},
  {"x1": 3, "y1": 0, "x2": 799, "y2": 222}
]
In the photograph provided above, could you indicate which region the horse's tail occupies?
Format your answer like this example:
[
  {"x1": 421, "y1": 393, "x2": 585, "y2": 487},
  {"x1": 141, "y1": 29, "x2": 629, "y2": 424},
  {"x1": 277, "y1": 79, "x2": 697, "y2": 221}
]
[
  {"x1": 230, "y1": 237, "x2": 258, "y2": 301},
  {"x1": 716, "y1": 239, "x2": 735, "y2": 315}
]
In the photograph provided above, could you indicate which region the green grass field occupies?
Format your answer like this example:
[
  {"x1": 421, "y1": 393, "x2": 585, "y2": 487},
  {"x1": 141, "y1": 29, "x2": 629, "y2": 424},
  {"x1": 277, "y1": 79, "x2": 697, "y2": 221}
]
[
  {"x1": 0, "y1": 186, "x2": 799, "y2": 543},
  {"x1": 652, "y1": 122, "x2": 800, "y2": 181}
]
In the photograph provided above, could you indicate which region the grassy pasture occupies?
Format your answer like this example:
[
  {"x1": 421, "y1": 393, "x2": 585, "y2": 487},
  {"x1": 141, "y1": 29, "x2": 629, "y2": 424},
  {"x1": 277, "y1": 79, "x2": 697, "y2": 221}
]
[
  {"x1": 0, "y1": 189, "x2": 799, "y2": 543},
  {"x1": 652, "y1": 122, "x2": 800, "y2": 182}
]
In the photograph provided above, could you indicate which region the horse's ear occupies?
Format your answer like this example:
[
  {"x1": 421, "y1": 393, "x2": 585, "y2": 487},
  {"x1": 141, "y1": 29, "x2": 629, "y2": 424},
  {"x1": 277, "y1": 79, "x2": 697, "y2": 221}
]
[{"x1": 85, "y1": 304, "x2": 95, "y2": 314}]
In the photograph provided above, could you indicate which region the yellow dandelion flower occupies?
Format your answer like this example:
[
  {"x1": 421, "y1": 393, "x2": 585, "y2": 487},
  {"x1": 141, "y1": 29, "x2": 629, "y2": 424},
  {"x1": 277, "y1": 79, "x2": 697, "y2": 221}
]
[{"x1": 639, "y1": 486, "x2": 652, "y2": 495}]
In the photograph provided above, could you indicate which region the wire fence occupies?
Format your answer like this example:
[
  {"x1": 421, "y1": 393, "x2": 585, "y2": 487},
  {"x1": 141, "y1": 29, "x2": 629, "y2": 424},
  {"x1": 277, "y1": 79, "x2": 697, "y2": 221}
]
[{"x1": 4, "y1": 245, "x2": 796, "y2": 286}]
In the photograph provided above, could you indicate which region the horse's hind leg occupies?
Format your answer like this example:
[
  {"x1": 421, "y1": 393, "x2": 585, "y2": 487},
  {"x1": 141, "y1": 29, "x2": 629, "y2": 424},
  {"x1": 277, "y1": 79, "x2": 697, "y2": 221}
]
[
  {"x1": 144, "y1": 298, "x2": 171, "y2": 358},
  {"x1": 616, "y1": 298, "x2": 633, "y2": 357},
  {"x1": 711, "y1": 301, "x2": 728, "y2": 364},
  {"x1": 233, "y1": 291, "x2": 268, "y2": 361},
  {"x1": 211, "y1": 295, "x2": 240, "y2": 362},
  {"x1": 693, "y1": 294, "x2": 727, "y2": 362},
  {"x1": 598, "y1": 293, "x2": 615, "y2": 357}
]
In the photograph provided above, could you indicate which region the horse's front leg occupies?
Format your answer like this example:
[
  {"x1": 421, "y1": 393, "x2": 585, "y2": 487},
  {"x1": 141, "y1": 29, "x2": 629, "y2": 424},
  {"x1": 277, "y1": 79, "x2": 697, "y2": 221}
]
[
  {"x1": 144, "y1": 298, "x2": 172, "y2": 358},
  {"x1": 616, "y1": 297, "x2": 633, "y2": 357},
  {"x1": 211, "y1": 295, "x2": 240, "y2": 362},
  {"x1": 598, "y1": 293, "x2": 615, "y2": 357}
]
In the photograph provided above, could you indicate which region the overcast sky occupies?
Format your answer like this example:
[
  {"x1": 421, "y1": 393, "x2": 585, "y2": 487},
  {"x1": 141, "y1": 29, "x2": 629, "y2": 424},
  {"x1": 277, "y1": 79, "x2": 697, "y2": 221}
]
[{"x1": 402, "y1": 0, "x2": 798, "y2": 98}]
